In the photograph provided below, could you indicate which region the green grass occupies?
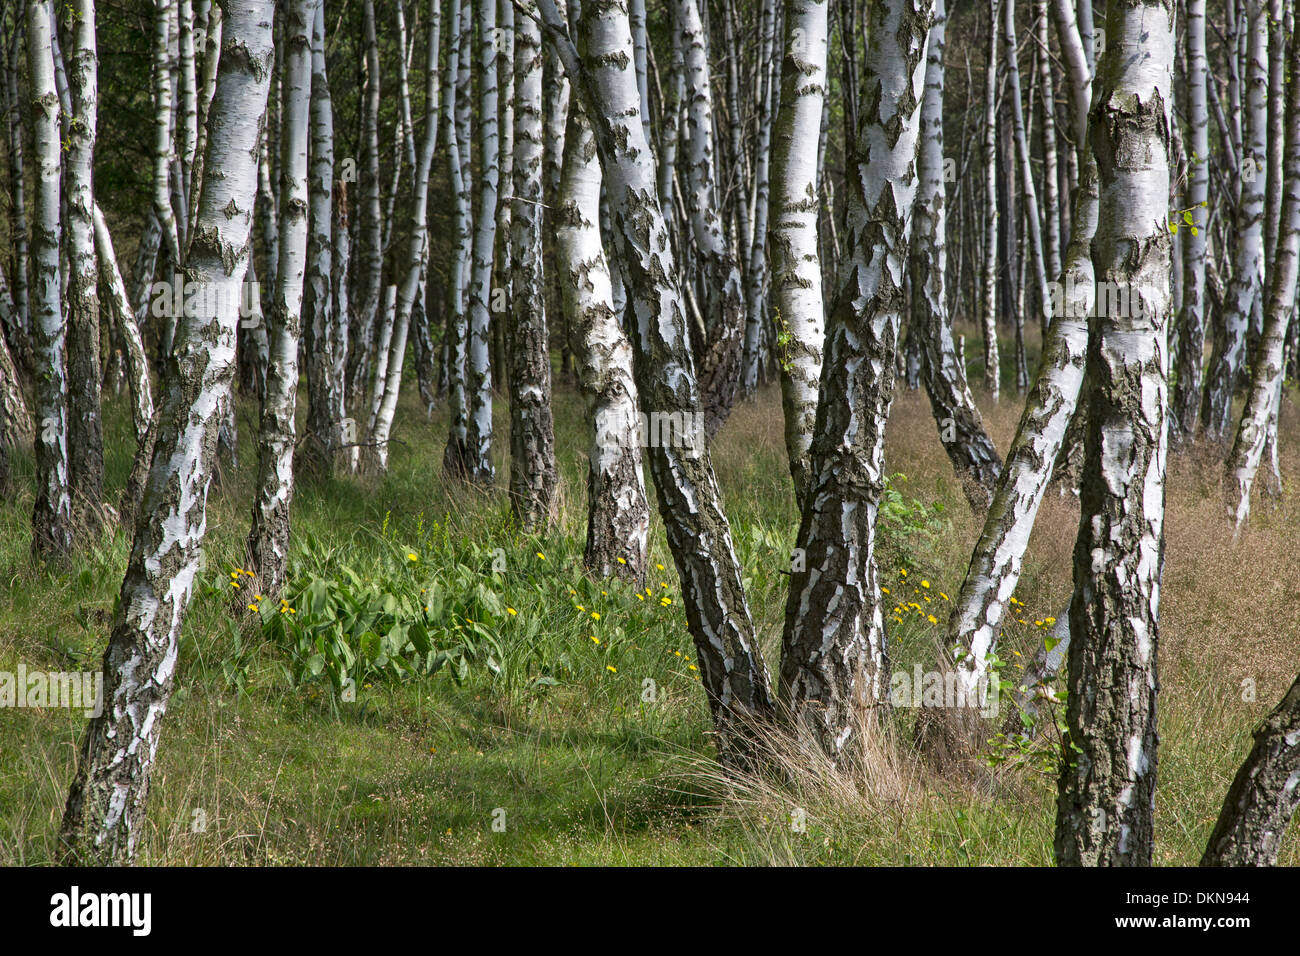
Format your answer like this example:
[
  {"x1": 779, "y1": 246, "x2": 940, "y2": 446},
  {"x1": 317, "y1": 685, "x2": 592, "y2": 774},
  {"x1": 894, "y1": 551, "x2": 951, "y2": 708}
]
[{"x1": 1, "y1": 359, "x2": 1296, "y2": 866}]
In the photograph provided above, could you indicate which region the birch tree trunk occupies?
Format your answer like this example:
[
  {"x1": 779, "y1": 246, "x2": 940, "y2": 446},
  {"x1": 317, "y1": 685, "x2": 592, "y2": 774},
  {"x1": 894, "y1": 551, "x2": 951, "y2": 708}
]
[
  {"x1": 539, "y1": 0, "x2": 776, "y2": 766},
  {"x1": 769, "y1": 0, "x2": 828, "y2": 505},
  {"x1": 347, "y1": 0, "x2": 384, "y2": 411},
  {"x1": 1173, "y1": 0, "x2": 1211, "y2": 438},
  {"x1": 27, "y1": 0, "x2": 74, "y2": 560},
  {"x1": 677, "y1": 0, "x2": 745, "y2": 438},
  {"x1": 4, "y1": 24, "x2": 31, "y2": 370},
  {"x1": 1035, "y1": 0, "x2": 1061, "y2": 279},
  {"x1": 302, "y1": 0, "x2": 340, "y2": 479},
  {"x1": 779, "y1": 0, "x2": 933, "y2": 764},
  {"x1": 442, "y1": 0, "x2": 473, "y2": 476},
  {"x1": 559, "y1": 94, "x2": 650, "y2": 584},
  {"x1": 980, "y1": 0, "x2": 1001, "y2": 400},
  {"x1": 509, "y1": 4, "x2": 558, "y2": 528},
  {"x1": 151, "y1": 0, "x2": 182, "y2": 269},
  {"x1": 911, "y1": 0, "x2": 1002, "y2": 512},
  {"x1": 60, "y1": 0, "x2": 275, "y2": 864},
  {"x1": 1226, "y1": 28, "x2": 1300, "y2": 529},
  {"x1": 465, "y1": 0, "x2": 499, "y2": 485},
  {"x1": 1055, "y1": 0, "x2": 1173, "y2": 867},
  {"x1": 1201, "y1": 671, "x2": 1300, "y2": 865},
  {"x1": 1203, "y1": 0, "x2": 1268, "y2": 439},
  {"x1": 247, "y1": 0, "x2": 319, "y2": 598},
  {"x1": 92, "y1": 204, "x2": 155, "y2": 520},
  {"x1": 62, "y1": 0, "x2": 104, "y2": 528}
]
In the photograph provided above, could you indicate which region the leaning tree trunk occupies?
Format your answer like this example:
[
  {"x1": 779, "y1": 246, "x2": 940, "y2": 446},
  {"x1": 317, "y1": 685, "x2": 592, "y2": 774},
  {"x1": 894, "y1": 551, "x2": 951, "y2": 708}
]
[
  {"x1": 59, "y1": 0, "x2": 275, "y2": 865},
  {"x1": 1201, "y1": 671, "x2": 1300, "y2": 866},
  {"x1": 1172, "y1": 0, "x2": 1211, "y2": 438},
  {"x1": 779, "y1": 0, "x2": 933, "y2": 765},
  {"x1": 465, "y1": 0, "x2": 499, "y2": 486},
  {"x1": 769, "y1": 0, "x2": 828, "y2": 505},
  {"x1": 63, "y1": 0, "x2": 104, "y2": 528},
  {"x1": 539, "y1": 0, "x2": 776, "y2": 767},
  {"x1": 1226, "y1": 26, "x2": 1300, "y2": 530},
  {"x1": 509, "y1": 5, "x2": 558, "y2": 529},
  {"x1": 247, "y1": 0, "x2": 319, "y2": 598},
  {"x1": 911, "y1": 0, "x2": 1002, "y2": 513},
  {"x1": 921, "y1": 0, "x2": 1096, "y2": 741},
  {"x1": 558, "y1": 94, "x2": 651, "y2": 585},
  {"x1": 1203, "y1": 0, "x2": 1268, "y2": 440},
  {"x1": 92, "y1": 204, "x2": 155, "y2": 521},
  {"x1": 27, "y1": 0, "x2": 74, "y2": 560},
  {"x1": 1054, "y1": 0, "x2": 1173, "y2": 867}
]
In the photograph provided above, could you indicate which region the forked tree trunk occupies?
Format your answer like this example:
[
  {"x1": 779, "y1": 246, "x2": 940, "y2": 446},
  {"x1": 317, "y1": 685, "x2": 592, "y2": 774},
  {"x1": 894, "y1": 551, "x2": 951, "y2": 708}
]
[
  {"x1": 509, "y1": 5, "x2": 558, "y2": 529},
  {"x1": 779, "y1": 0, "x2": 933, "y2": 764},
  {"x1": 769, "y1": 0, "x2": 828, "y2": 505},
  {"x1": 27, "y1": 0, "x2": 74, "y2": 560},
  {"x1": 60, "y1": 0, "x2": 275, "y2": 864},
  {"x1": 1055, "y1": 0, "x2": 1173, "y2": 867},
  {"x1": 247, "y1": 0, "x2": 319, "y2": 598},
  {"x1": 539, "y1": 0, "x2": 776, "y2": 767},
  {"x1": 911, "y1": 0, "x2": 1002, "y2": 512}
]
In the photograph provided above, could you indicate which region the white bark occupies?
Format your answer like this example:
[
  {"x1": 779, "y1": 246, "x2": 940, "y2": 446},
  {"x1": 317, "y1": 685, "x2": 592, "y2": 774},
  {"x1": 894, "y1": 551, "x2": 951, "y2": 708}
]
[
  {"x1": 779, "y1": 0, "x2": 933, "y2": 763},
  {"x1": 1055, "y1": 0, "x2": 1173, "y2": 867},
  {"x1": 979, "y1": 0, "x2": 1001, "y2": 400},
  {"x1": 247, "y1": 0, "x2": 320, "y2": 597},
  {"x1": 27, "y1": 0, "x2": 73, "y2": 559},
  {"x1": 769, "y1": 0, "x2": 828, "y2": 504},
  {"x1": 60, "y1": 0, "x2": 275, "y2": 864}
]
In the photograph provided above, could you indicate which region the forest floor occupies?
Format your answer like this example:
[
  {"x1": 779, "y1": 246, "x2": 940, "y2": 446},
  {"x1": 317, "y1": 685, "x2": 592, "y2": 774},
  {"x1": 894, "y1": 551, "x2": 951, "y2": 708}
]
[{"x1": 3, "y1": 331, "x2": 1299, "y2": 865}]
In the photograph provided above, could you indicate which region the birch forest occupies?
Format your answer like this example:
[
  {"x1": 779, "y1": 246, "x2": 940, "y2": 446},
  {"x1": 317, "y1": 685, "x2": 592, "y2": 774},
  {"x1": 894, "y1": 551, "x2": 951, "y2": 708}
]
[{"x1": 1, "y1": 0, "x2": 1299, "y2": 872}]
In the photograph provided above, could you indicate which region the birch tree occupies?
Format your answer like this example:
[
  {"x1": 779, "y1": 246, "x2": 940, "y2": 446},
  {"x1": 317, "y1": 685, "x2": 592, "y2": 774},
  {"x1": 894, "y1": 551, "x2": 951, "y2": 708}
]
[
  {"x1": 538, "y1": 0, "x2": 776, "y2": 766},
  {"x1": 769, "y1": 0, "x2": 828, "y2": 504},
  {"x1": 60, "y1": 0, "x2": 276, "y2": 864},
  {"x1": 27, "y1": 0, "x2": 74, "y2": 560},
  {"x1": 247, "y1": 0, "x2": 320, "y2": 598},
  {"x1": 779, "y1": 0, "x2": 933, "y2": 763},
  {"x1": 1055, "y1": 0, "x2": 1173, "y2": 866},
  {"x1": 1226, "y1": 28, "x2": 1300, "y2": 529},
  {"x1": 910, "y1": 0, "x2": 1002, "y2": 512},
  {"x1": 558, "y1": 84, "x2": 650, "y2": 583},
  {"x1": 466, "y1": 0, "x2": 499, "y2": 485},
  {"x1": 509, "y1": 3, "x2": 558, "y2": 528},
  {"x1": 62, "y1": 0, "x2": 104, "y2": 527},
  {"x1": 1204, "y1": 0, "x2": 1268, "y2": 439},
  {"x1": 979, "y1": 0, "x2": 1001, "y2": 400}
]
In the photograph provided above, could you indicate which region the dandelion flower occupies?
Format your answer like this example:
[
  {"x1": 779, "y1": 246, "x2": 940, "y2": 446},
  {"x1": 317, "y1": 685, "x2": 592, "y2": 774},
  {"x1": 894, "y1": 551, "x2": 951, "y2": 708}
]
[
  {"x1": 536, "y1": 552, "x2": 546, "y2": 560},
  {"x1": 900, "y1": 568, "x2": 908, "y2": 577},
  {"x1": 636, "y1": 594, "x2": 644, "y2": 601},
  {"x1": 927, "y1": 614, "x2": 938, "y2": 624},
  {"x1": 606, "y1": 665, "x2": 617, "y2": 674},
  {"x1": 617, "y1": 557, "x2": 627, "y2": 565},
  {"x1": 247, "y1": 604, "x2": 259, "y2": 612},
  {"x1": 591, "y1": 612, "x2": 600, "y2": 621},
  {"x1": 408, "y1": 553, "x2": 418, "y2": 562},
  {"x1": 590, "y1": 635, "x2": 601, "y2": 645},
  {"x1": 507, "y1": 607, "x2": 517, "y2": 616},
  {"x1": 881, "y1": 587, "x2": 890, "y2": 595},
  {"x1": 921, "y1": 580, "x2": 930, "y2": 589},
  {"x1": 688, "y1": 665, "x2": 697, "y2": 672}
]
